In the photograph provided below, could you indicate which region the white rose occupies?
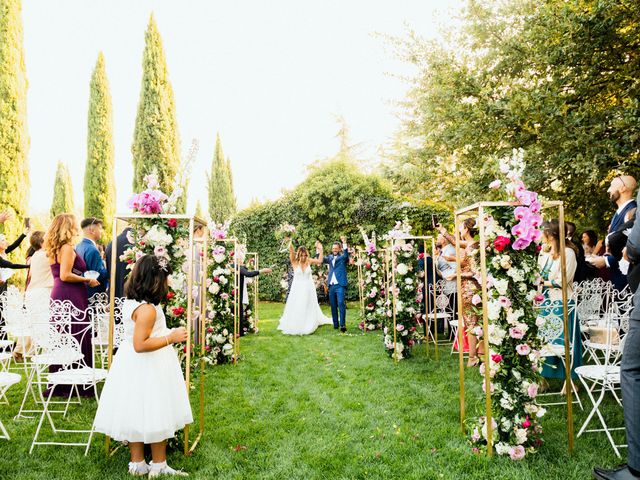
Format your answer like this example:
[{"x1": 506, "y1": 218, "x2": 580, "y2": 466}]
[
  {"x1": 515, "y1": 429, "x2": 528, "y2": 445},
  {"x1": 494, "y1": 278, "x2": 509, "y2": 295},
  {"x1": 396, "y1": 263, "x2": 409, "y2": 275},
  {"x1": 487, "y1": 300, "x2": 501, "y2": 320},
  {"x1": 208, "y1": 283, "x2": 220, "y2": 295}
]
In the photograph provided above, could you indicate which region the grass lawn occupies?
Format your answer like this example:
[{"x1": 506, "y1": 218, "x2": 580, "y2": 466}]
[{"x1": 0, "y1": 301, "x2": 627, "y2": 479}]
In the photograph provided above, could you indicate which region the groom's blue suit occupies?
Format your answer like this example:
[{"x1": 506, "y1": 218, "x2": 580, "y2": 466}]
[{"x1": 323, "y1": 245, "x2": 349, "y2": 329}]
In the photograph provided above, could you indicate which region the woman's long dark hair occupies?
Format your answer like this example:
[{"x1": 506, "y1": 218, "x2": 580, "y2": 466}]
[
  {"x1": 582, "y1": 230, "x2": 598, "y2": 248},
  {"x1": 124, "y1": 255, "x2": 172, "y2": 305},
  {"x1": 543, "y1": 220, "x2": 579, "y2": 257}
]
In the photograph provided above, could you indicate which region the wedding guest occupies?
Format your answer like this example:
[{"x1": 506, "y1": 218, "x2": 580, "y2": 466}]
[
  {"x1": 538, "y1": 220, "x2": 581, "y2": 381},
  {"x1": 76, "y1": 217, "x2": 108, "y2": 297},
  {"x1": 581, "y1": 230, "x2": 602, "y2": 256},
  {"x1": 105, "y1": 226, "x2": 133, "y2": 299},
  {"x1": 45, "y1": 213, "x2": 99, "y2": 396},
  {"x1": 601, "y1": 209, "x2": 636, "y2": 291},
  {"x1": 566, "y1": 221, "x2": 587, "y2": 282},
  {"x1": 438, "y1": 219, "x2": 481, "y2": 366},
  {"x1": 0, "y1": 227, "x2": 30, "y2": 329},
  {"x1": 417, "y1": 243, "x2": 441, "y2": 336},
  {"x1": 237, "y1": 251, "x2": 272, "y2": 336},
  {"x1": 92, "y1": 255, "x2": 191, "y2": 478},
  {"x1": 436, "y1": 233, "x2": 458, "y2": 339},
  {"x1": 594, "y1": 189, "x2": 640, "y2": 480},
  {"x1": 15, "y1": 232, "x2": 53, "y2": 359}
]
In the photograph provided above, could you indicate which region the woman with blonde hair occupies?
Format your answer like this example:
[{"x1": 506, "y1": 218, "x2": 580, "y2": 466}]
[
  {"x1": 45, "y1": 213, "x2": 99, "y2": 396},
  {"x1": 277, "y1": 240, "x2": 332, "y2": 335}
]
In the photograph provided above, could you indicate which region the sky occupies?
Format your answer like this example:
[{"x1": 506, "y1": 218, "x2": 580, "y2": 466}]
[{"x1": 22, "y1": 0, "x2": 461, "y2": 216}]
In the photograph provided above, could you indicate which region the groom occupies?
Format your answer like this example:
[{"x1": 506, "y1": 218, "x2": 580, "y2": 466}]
[{"x1": 322, "y1": 236, "x2": 349, "y2": 332}]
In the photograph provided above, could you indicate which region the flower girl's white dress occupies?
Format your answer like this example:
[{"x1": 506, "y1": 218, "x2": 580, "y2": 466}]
[
  {"x1": 93, "y1": 300, "x2": 193, "y2": 443},
  {"x1": 278, "y1": 265, "x2": 332, "y2": 335}
]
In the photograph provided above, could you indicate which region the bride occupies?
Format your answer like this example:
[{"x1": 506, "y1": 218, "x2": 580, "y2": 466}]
[{"x1": 277, "y1": 239, "x2": 332, "y2": 335}]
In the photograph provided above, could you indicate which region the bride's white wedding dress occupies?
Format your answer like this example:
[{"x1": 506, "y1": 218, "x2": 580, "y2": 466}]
[{"x1": 278, "y1": 265, "x2": 333, "y2": 335}]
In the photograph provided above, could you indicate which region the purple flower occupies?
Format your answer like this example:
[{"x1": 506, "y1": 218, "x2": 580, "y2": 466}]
[
  {"x1": 512, "y1": 237, "x2": 532, "y2": 250},
  {"x1": 366, "y1": 242, "x2": 376, "y2": 254}
]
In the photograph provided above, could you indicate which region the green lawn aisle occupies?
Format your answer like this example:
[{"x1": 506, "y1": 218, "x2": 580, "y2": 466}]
[{"x1": 0, "y1": 302, "x2": 625, "y2": 479}]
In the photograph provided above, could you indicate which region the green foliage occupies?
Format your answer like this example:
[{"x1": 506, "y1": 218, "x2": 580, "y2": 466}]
[
  {"x1": 207, "y1": 133, "x2": 236, "y2": 223},
  {"x1": 50, "y1": 161, "x2": 74, "y2": 217},
  {"x1": 131, "y1": 14, "x2": 183, "y2": 210},
  {"x1": 0, "y1": 0, "x2": 30, "y2": 251},
  {"x1": 84, "y1": 52, "x2": 115, "y2": 242},
  {"x1": 194, "y1": 199, "x2": 204, "y2": 220},
  {"x1": 386, "y1": 0, "x2": 640, "y2": 232},
  {"x1": 231, "y1": 159, "x2": 450, "y2": 301}
]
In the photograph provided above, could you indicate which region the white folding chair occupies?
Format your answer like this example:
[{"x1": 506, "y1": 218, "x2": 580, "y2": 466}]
[
  {"x1": 536, "y1": 299, "x2": 583, "y2": 409},
  {"x1": 576, "y1": 313, "x2": 627, "y2": 457},
  {"x1": 29, "y1": 300, "x2": 107, "y2": 453},
  {"x1": 0, "y1": 287, "x2": 26, "y2": 370},
  {"x1": 0, "y1": 371, "x2": 21, "y2": 439}
]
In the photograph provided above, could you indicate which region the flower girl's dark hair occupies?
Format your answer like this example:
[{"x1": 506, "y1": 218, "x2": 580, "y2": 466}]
[{"x1": 124, "y1": 254, "x2": 172, "y2": 305}]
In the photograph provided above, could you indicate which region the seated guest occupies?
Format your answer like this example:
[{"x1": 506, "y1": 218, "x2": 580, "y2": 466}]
[
  {"x1": 582, "y1": 230, "x2": 602, "y2": 256},
  {"x1": 538, "y1": 220, "x2": 581, "y2": 380},
  {"x1": 76, "y1": 217, "x2": 108, "y2": 297}
]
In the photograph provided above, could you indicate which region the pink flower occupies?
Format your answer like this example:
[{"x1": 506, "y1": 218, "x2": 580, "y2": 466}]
[
  {"x1": 514, "y1": 206, "x2": 532, "y2": 221},
  {"x1": 522, "y1": 416, "x2": 532, "y2": 428},
  {"x1": 509, "y1": 327, "x2": 524, "y2": 339},
  {"x1": 510, "y1": 445, "x2": 526, "y2": 460},
  {"x1": 491, "y1": 353, "x2": 502, "y2": 363},
  {"x1": 481, "y1": 381, "x2": 495, "y2": 394},
  {"x1": 529, "y1": 228, "x2": 543, "y2": 242},
  {"x1": 516, "y1": 189, "x2": 538, "y2": 206},
  {"x1": 221, "y1": 293, "x2": 229, "y2": 300},
  {"x1": 154, "y1": 245, "x2": 167, "y2": 257},
  {"x1": 516, "y1": 344, "x2": 531, "y2": 356},
  {"x1": 529, "y1": 200, "x2": 542, "y2": 214},
  {"x1": 471, "y1": 294, "x2": 482, "y2": 306},
  {"x1": 534, "y1": 294, "x2": 545, "y2": 304},
  {"x1": 396, "y1": 324, "x2": 405, "y2": 332},
  {"x1": 498, "y1": 296, "x2": 511, "y2": 308},
  {"x1": 511, "y1": 221, "x2": 530, "y2": 238},
  {"x1": 366, "y1": 243, "x2": 376, "y2": 254},
  {"x1": 512, "y1": 237, "x2": 532, "y2": 250},
  {"x1": 527, "y1": 384, "x2": 538, "y2": 398},
  {"x1": 529, "y1": 214, "x2": 543, "y2": 228},
  {"x1": 489, "y1": 180, "x2": 502, "y2": 189}
]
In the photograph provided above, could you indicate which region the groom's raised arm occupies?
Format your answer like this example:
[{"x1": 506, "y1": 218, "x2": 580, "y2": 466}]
[{"x1": 340, "y1": 236, "x2": 349, "y2": 260}]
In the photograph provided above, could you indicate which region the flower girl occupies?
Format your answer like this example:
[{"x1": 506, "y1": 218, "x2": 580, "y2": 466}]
[{"x1": 93, "y1": 255, "x2": 192, "y2": 477}]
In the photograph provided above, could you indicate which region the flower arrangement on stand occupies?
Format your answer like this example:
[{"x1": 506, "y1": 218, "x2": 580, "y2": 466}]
[
  {"x1": 357, "y1": 231, "x2": 388, "y2": 332},
  {"x1": 382, "y1": 220, "x2": 423, "y2": 360},
  {"x1": 203, "y1": 222, "x2": 236, "y2": 365},
  {"x1": 467, "y1": 149, "x2": 546, "y2": 459}
]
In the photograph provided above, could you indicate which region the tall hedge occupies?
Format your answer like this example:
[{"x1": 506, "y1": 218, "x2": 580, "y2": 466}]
[
  {"x1": 131, "y1": 14, "x2": 183, "y2": 209},
  {"x1": 51, "y1": 161, "x2": 74, "y2": 217},
  {"x1": 231, "y1": 159, "x2": 450, "y2": 301},
  {"x1": 0, "y1": 0, "x2": 30, "y2": 245},
  {"x1": 84, "y1": 52, "x2": 115, "y2": 240},
  {"x1": 207, "y1": 133, "x2": 236, "y2": 223}
]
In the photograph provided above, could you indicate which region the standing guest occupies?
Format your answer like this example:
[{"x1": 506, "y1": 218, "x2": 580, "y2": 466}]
[
  {"x1": 436, "y1": 233, "x2": 458, "y2": 338},
  {"x1": 15, "y1": 232, "x2": 53, "y2": 359},
  {"x1": 438, "y1": 220, "x2": 481, "y2": 366},
  {"x1": 105, "y1": 226, "x2": 133, "y2": 299},
  {"x1": 566, "y1": 221, "x2": 588, "y2": 282},
  {"x1": 594, "y1": 189, "x2": 640, "y2": 480},
  {"x1": 237, "y1": 251, "x2": 272, "y2": 336},
  {"x1": 599, "y1": 209, "x2": 636, "y2": 292},
  {"x1": 92, "y1": 255, "x2": 191, "y2": 478},
  {"x1": 45, "y1": 214, "x2": 100, "y2": 396},
  {"x1": 0, "y1": 227, "x2": 30, "y2": 329},
  {"x1": 582, "y1": 230, "x2": 603, "y2": 256},
  {"x1": 538, "y1": 220, "x2": 581, "y2": 381},
  {"x1": 76, "y1": 217, "x2": 108, "y2": 297}
]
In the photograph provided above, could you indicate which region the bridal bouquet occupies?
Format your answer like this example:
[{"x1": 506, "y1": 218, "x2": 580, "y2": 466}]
[{"x1": 467, "y1": 149, "x2": 545, "y2": 459}]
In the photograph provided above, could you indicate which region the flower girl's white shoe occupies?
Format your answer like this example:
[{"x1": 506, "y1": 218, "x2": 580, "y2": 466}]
[
  {"x1": 128, "y1": 461, "x2": 150, "y2": 477},
  {"x1": 148, "y1": 461, "x2": 188, "y2": 477}
]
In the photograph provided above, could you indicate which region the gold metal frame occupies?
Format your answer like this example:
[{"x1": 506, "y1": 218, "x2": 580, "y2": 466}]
[
  {"x1": 389, "y1": 236, "x2": 437, "y2": 362},
  {"x1": 454, "y1": 200, "x2": 573, "y2": 456},
  {"x1": 356, "y1": 248, "x2": 366, "y2": 333},
  {"x1": 105, "y1": 213, "x2": 208, "y2": 456},
  {"x1": 246, "y1": 252, "x2": 260, "y2": 332}
]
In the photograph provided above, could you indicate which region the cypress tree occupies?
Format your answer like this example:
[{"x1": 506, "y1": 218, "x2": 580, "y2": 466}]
[
  {"x1": 195, "y1": 199, "x2": 204, "y2": 220},
  {"x1": 51, "y1": 161, "x2": 75, "y2": 217},
  {"x1": 131, "y1": 14, "x2": 182, "y2": 208},
  {"x1": 207, "y1": 133, "x2": 236, "y2": 223},
  {"x1": 0, "y1": 0, "x2": 30, "y2": 243},
  {"x1": 84, "y1": 52, "x2": 115, "y2": 241}
]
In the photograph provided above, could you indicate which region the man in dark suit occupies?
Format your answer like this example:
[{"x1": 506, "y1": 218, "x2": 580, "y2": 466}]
[
  {"x1": 594, "y1": 188, "x2": 640, "y2": 480},
  {"x1": 237, "y1": 252, "x2": 272, "y2": 336},
  {"x1": 105, "y1": 227, "x2": 132, "y2": 299},
  {"x1": 322, "y1": 236, "x2": 349, "y2": 332},
  {"x1": 75, "y1": 217, "x2": 108, "y2": 297}
]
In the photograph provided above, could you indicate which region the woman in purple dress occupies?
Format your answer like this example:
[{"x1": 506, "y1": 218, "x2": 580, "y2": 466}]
[{"x1": 44, "y1": 214, "x2": 100, "y2": 396}]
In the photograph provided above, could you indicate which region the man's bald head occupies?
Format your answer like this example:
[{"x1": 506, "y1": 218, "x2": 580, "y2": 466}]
[{"x1": 607, "y1": 175, "x2": 637, "y2": 206}]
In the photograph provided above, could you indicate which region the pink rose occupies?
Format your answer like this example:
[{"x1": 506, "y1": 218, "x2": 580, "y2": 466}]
[
  {"x1": 527, "y1": 384, "x2": 538, "y2": 398},
  {"x1": 489, "y1": 180, "x2": 502, "y2": 189},
  {"x1": 522, "y1": 416, "x2": 532, "y2": 429},
  {"x1": 516, "y1": 344, "x2": 531, "y2": 356},
  {"x1": 472, "y1": 294, "x2": 482, "y2": 306},
  {"x1": 396, "y1": 324, "x2": 405, "y2": 332},
  {"x1": 510, "y1": 445, "x2": 526, "y2": 461},
  {"x1": 491, "y1": 353, "x2": 502, "y2": 363},
  {"x1": 509, "y1": 327, "x2": 524, "y2": 339},
  {"x1": 493, "y1": 236, "x2": 511, "y2": 252}
]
